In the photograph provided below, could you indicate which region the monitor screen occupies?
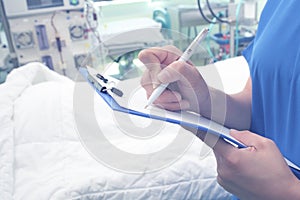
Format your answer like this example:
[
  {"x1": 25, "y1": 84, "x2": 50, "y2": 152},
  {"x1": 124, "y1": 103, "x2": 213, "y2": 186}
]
[{"x1": 27, "y1": 0, "x2": 64, "y2": 10}]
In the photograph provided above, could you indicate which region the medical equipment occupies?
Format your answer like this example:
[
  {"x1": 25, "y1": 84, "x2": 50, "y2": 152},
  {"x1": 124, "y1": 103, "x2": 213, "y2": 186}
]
[
  {"x1": 88, "y1": 16, "x2": 171, "y2": 80},
  {"x1": 0, "y1": 0, "x2": 18, "y2": 83},
  {"x1": 2, "y1": 0, "x2": 96, "y2": 79},
  {"x1": 3, "y1": 0, "x2": 83, "y2": 17},
  {"x1": 1, "y1": 0, "x2": 170, "y2": 80},
  {"x1": 197, "y1": 0, "x2": 258, "y2": 26},
  {"x1": 197, "y1": 0, "x2": 257, "y2": 59}
]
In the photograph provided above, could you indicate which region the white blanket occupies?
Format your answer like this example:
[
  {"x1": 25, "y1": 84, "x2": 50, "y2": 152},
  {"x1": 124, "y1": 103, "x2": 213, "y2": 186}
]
[{"x1": 0, "y1": 62, "x2": 232, "y2": 200}]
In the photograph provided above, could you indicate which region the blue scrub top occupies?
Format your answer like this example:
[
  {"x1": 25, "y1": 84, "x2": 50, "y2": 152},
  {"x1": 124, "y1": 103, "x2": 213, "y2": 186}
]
[{"x1": 243, "y1": 0, "x2": 300, "y2": 179}]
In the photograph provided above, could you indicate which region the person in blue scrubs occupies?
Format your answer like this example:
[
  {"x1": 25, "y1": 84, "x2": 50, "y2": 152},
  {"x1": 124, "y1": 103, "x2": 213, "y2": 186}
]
[{"x1": 139, "y1": 0, "x2": 300, "y2": 198}]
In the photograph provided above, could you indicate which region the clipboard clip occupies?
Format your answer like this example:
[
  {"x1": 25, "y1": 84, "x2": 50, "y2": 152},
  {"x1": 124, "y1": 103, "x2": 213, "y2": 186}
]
[{"x1": 87, "y1": 73, "x2": 123, "y2": 97}]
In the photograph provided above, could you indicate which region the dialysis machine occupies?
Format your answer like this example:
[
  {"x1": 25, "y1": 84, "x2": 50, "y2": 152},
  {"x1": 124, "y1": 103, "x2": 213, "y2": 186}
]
[{"x1": 2, "y1": 0, "x2": 96, "y2": 79}]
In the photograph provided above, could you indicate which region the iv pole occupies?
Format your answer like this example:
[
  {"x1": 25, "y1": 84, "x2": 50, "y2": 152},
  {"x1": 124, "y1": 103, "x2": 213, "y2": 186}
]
[{"x1": 0, "y1": 0, "x2": 19, "y2": 68}]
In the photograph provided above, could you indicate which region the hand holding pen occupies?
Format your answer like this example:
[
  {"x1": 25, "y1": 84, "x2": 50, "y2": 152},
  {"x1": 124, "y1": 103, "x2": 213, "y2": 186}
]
[{"x1": 139, "y1": 28, "x2": 209, "y2": 110}]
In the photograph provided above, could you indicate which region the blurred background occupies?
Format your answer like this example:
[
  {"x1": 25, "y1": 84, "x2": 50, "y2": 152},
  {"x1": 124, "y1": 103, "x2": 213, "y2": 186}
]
[{"x1": 0, "y1": 0, "x2": 267, "y2": 82}]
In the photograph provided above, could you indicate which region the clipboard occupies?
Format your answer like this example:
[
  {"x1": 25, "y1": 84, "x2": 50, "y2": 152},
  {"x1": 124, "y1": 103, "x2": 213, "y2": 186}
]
[
  {"x1": 79, "y1": 66, "x2": 300, "y2": 176},
  {"x1": 79, "y1": 66, "x2": 246, "y2": 148}
]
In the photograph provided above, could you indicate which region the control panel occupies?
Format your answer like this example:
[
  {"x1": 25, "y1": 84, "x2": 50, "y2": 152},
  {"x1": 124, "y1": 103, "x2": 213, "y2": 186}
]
[
  {"x1": 3, "y1": 0, "x2": 96, "y2": 79},
  {"x1": 8, "y1": 10, "x2": 93, "y2": 79},
  {"x1": 3, "y1": 0, "x2": 84, "y2": 17}
]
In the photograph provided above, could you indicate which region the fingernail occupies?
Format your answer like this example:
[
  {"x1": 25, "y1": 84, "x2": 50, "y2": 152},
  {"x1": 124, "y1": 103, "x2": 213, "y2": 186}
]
[
  {"x1": 152, "y1": 83, "x2": 159, "y2": 89},
  {"x1": 247, "y1": 146, "x2": 257, "y2": 152}
]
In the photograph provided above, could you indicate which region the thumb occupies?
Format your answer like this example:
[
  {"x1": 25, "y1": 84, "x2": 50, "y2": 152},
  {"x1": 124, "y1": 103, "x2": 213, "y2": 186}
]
[{"x1": 230, "y1": 129, "x2": 264, "y2": 150}]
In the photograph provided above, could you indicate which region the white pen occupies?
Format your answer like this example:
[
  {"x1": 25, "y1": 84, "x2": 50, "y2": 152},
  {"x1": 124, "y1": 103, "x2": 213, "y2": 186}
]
[{"x1": 145, "y1": 27, "x2": 210, "y2": 108}]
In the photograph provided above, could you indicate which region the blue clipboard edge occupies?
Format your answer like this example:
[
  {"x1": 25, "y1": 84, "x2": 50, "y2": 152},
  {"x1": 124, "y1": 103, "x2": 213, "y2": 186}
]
[
  {"x1": 79, "y1": 67, "x2": 300, "y2": 175},
  {"x1": 79, "y1": 67, "x2": 246, "y2": 148}
]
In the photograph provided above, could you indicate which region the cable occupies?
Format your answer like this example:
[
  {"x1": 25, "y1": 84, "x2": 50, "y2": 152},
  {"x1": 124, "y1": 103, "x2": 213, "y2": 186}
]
[
  {"x1": 235, "y1": 0, "x2": 243, "y2": 56},
  {"x1": 204, "y1": 0, "x2": 244, "y2": 57},
  {"x1": 50, "y1": 11, "x2": 67, "y2": 75},
  {"x1": 84, "y1": 0, "x2": 124, "y2": 64},
  {"x1": 84, "y1": 0, "x2": 102, "y2": 44},
  {"x1": 206, "y1": 0, "x2": 229, "y2": 24},
  {"x1": 197, "y1": 0, "x2": 216, "y2": 24},
  {"x1": 50, "y1": 12, "x2": 59, "y2": 34},
  {"x1": 205, "y1": 18, "x2": 217, "y2": 61},
  {"x1": 84, "y1": 0, "x2": 118, "y2": 64}
]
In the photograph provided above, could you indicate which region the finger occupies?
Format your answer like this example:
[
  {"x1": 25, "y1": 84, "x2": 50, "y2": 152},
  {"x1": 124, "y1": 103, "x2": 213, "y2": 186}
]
[
  {"x1": 154, "y1": 99, "x2": 190, "y2": 111},
  {"x1": 230, "y1": 129, "x2": 267, "y2": 150},
  {"x1": 158, "y1": 61, "x2": 201, "y2": 88},
  {"x1": 197, "y1": 131, "x2": 236, "y2": 160},
  {"x1": 211, "y1": 130, "x2": 260, "y2": 164},
  {"x1": 138, "y1": 51, "x2": 162, "y2": 87},
  {"x1": 182, "y1": 126, "x2": 236, "y2": 161},
  {"x1": 140, "y1": 69, "x2": 154, "y2": 95},
  {"x1": 141, "y1": 69, "x2": 189, "y2": 110},
  {"x1": 157, "y1": 61, "x2": 190, "y2": 84},
  {"x1": 138, "y1": 46, "x2": 182, "y2": 87},
  {"x1": 138, "y1": 46, "x2": 182, "y2": 66},
  {"x1": 207, "y1": 132, "x2": 234, "y2": 151},
  {"x1": 151, "y1": 89, "x2": 190, "y2": 110},
  {"x1": 153, "y1": 89, "x2": 182, "y2": 103},
  {"x1": 186, "y1": 127, "x2": 233, "y2": 152},
  {"x1": 141, "y1": 72, "x2": 180, "y2": 98}
]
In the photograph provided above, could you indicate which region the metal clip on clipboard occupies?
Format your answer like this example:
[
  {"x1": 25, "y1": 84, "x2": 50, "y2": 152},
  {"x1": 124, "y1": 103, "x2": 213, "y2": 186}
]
[{"x1": 87, "y1": 72, "x2": 123, "y2": 97}]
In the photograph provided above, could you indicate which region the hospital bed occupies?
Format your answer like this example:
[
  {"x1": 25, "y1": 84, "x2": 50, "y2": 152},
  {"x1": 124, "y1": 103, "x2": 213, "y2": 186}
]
[{"x1": 0, "y1": 56, "x2": 249, "y2": 199}]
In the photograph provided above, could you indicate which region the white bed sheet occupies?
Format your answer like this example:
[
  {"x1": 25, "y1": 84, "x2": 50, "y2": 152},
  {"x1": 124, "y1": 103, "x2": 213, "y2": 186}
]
[{"x1": 0, "y1": 62, "x2": 235, "y2": 199}]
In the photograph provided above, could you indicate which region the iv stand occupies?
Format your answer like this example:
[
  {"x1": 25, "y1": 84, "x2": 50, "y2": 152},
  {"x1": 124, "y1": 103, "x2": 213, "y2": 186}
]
[{"x1": 0, "y1": 0, "x2": 19, "y2": 68}]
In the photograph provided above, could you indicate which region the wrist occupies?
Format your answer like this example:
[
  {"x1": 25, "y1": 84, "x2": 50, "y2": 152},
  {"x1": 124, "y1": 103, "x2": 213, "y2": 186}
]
[
  {"x1": 198, "y1": 95, "x2": 211, "y2": 117},
  {"x1": 199, "y1": 87, "x2": 228, "y2": 125},
  {"x1": 190, "y1": 93, "x2": 211, "y2": 116},
  {"x1": 188, "y1": 87, "x2": 211, "y2": 115}
]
